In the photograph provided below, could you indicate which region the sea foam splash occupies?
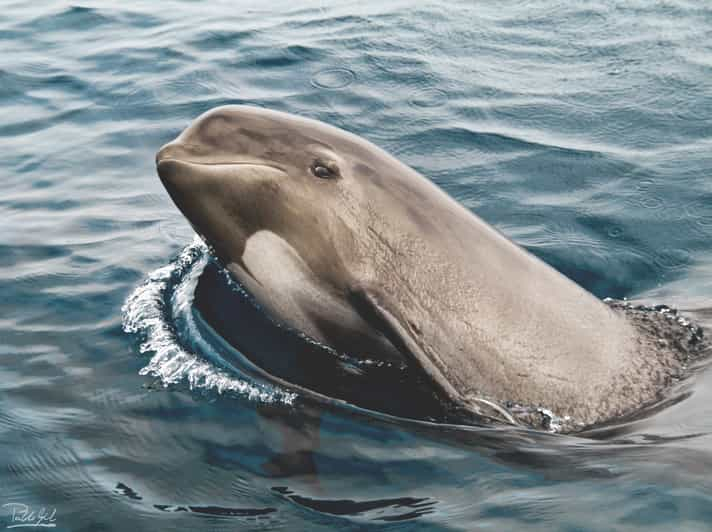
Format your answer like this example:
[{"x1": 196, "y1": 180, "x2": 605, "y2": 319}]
[{"x1": 121, "y1": 237, "x2": 297, "y2": 405}]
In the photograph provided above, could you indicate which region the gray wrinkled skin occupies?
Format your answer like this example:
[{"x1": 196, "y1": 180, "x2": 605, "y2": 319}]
[{"x1": 156, "y1": 105, "x2": 701, "y2": 431}]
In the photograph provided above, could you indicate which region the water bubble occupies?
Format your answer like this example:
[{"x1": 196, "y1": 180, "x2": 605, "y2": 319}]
[{"x1": 310, "y1": 67, "x2": 356, "y2": 90}]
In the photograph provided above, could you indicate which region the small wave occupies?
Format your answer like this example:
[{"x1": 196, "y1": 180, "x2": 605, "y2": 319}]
[{"x1": 121, "y1": 237, "x2": 296, "y2": 405}]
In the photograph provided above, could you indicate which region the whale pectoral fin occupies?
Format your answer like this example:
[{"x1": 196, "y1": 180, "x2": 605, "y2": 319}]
[
  {"x1": 347, "y1": 286, "x2": 464, "y2": 404},
  {"x1": 348, "y1": 287, "x2": 519, "y2": 426}
]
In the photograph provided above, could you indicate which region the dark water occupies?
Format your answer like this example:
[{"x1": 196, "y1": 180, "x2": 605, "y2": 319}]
[{"x1": 3, "y1": 1, "x2": 712, "y2": 530}]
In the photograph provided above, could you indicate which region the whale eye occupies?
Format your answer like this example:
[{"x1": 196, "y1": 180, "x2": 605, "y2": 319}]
[{"x1": 311, "y1": 160, "x2": 339, "y2": 180}]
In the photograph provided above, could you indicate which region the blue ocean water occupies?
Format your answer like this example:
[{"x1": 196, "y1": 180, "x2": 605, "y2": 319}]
[{"x1": 2, "y1": 1, "x2": 712, "y2": 530}]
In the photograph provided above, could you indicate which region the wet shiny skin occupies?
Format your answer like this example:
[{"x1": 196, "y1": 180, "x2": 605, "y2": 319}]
[{"x1": 156, "y1": 105, "x2": 702, "y2": 430}]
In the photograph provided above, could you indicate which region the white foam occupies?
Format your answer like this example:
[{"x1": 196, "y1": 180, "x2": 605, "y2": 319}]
[{"x1": 121, "y1": 237, "x2": 297, "y2": 405}]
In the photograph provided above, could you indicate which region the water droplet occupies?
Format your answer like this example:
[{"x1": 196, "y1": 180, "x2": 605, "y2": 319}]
[{"x1": 121, "y1": 239, "x2": 297, "y2": 406}]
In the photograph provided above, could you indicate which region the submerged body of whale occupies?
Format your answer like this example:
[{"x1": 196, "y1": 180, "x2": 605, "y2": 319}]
[{"x1": 156, "y1": 105, "x2": 704, "y2": 432}]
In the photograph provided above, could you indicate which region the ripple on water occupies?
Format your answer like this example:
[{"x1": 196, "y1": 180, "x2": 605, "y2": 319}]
[
  {"x1": 408, "y1": 87, "x2": 449, "y2": 108},
  {"x1": 310, "y1": 67, "x2": 356, "y2": 90},
  {"x1": 607, "y1": 225, "x2": 624, "y2": 238},
  {"x1": 121, "y1": 238, "x2": 296, "y2": 406},
  {"x1": 187, "y1": 29, "x2": 255, "y2": 51},
  {"x1": 157, "y1": 219, "x2": 193, "y2": 245},
  {"x1": 686, "y1": 198, "x2": 712, "y2": 230},
  {"x1": 654, "y1": 248, "x2": 693, "y2": 271},
  {"x1": 21, "y1": 6, "x2": 112, "y2": 33}
]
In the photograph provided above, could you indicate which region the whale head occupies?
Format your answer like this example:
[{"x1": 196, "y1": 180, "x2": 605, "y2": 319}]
[{"x1": 155, "y1": 105, "x2": 425, "y2": 367}]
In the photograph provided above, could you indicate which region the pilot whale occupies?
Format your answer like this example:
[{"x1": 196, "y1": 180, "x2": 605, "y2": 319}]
[{"x1": 156, "y1": 105, "x2": 702, "y2": 431}]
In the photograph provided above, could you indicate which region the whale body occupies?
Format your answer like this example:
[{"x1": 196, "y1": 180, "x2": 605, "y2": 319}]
[{"x1": 156, "y1": 105, "x2": 701, "y2": 431}]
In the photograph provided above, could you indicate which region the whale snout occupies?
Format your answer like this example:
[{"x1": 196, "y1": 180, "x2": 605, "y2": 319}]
[
  {"x1": 155, "y1": 141, "x2": 188, "y2": 191},
  {"x1": 155, "y1": 140, "x2": 217, "y2": 191},
  {"x1": 155, "y1": 157, "x2": 181, "y2": 188},
  {"x1": 156, "y1": 137, "x2": 289, "y2": 205},
  {"x1": 155, "y1": 142, "x2": 180, "y2": 166},
  {"x1": 155, "y1": 140, "x2": 208, "y2": 167}
]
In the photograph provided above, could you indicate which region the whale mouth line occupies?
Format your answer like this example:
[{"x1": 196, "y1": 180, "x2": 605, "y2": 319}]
[{"x1": 156, "y1": 158, "x2": 286, "y2": 173}]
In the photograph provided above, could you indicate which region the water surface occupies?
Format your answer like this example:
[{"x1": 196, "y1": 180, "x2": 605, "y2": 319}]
[{"x1": 3, "y1": 1, "x2": 712, "y2": 530}]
